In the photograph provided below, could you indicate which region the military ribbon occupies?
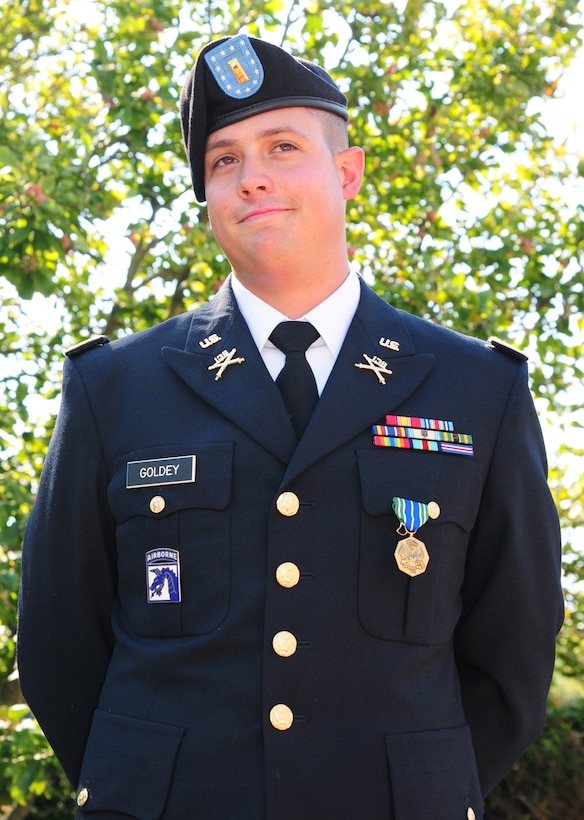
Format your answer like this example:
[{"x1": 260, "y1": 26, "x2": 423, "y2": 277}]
[
  {"x1": 392, "y1": 497, "x2": 429, "y2": 535},
  {"x1": 372, "y1": 415, "x2": 474, "y2": 457}
]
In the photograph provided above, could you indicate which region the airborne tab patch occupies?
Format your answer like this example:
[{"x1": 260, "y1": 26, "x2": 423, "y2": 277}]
[
  {"x1": 204, "y1": 34, "x2": 264, "y2": 99},
  {"x1": 126, "y1": 455, "x2": 196, "y2": 489}
]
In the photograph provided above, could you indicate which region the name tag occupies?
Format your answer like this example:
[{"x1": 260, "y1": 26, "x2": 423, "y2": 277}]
[{"x1": 126, "y1": 455, "x2": 196, "y2": 488}]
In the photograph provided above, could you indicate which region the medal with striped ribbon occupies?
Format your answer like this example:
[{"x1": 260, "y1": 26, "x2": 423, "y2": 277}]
[{"x1": 392, "y1": 497, "x2": 439, "y2": 577}]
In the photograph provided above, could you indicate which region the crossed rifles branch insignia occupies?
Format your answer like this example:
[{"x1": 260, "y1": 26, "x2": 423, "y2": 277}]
[
  {"x1": 208, "y1": 348, "x2": 246, "y2": 380},
  {"x1": 354, "y1": 353, "x2": 393, "y2": 385},
  {"x1": 205, "y1": 344, "x2": 395, "y2": 385}
]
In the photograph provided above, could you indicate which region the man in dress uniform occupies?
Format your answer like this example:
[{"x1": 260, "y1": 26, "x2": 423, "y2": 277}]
[{"x1": 18, "y1": 34, "x2": 564, "y2": 820}]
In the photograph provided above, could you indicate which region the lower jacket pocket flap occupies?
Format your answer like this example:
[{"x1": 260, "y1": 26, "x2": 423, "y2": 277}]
[
  {"x1": 77, "y1": 709, "x2": 184, "y2": 819},
  {"x1": 385, "y1": 724, "x2": 483, "y2": 820}
]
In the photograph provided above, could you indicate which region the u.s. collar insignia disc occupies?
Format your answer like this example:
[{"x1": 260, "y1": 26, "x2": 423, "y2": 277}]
[{"x1": 205, "y1": 35, "x2": 265, "y2": 99}]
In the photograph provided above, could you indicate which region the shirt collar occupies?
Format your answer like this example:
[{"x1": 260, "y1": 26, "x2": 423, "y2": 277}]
[{"x1": 231, "y1": 269, "x2": 361, "y2": 356}]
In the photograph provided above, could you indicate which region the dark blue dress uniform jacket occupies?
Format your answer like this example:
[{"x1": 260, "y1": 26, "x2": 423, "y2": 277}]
[{"x1": 18, "y1": 276, "x2": 563, "y2": 820}]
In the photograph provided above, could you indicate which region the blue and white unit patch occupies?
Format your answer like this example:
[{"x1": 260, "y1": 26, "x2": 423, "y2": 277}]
[
  {"x1": 205, "y1": 34, "x2": 265, "y2": 99},
  {"x1": 146, "y1": 549, "x2": 182, "y2": 604}
]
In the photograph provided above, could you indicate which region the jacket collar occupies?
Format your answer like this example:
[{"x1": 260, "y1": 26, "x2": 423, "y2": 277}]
[{"x1": 162, "y1": 277, "x2": 435, "y2": 475}]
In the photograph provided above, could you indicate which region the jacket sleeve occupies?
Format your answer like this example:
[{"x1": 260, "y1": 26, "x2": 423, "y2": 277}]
[
  {"x1": 18, "y1": 355, "x2": 117, "y2": 787},
  {"x1": 454, "y1": 360, "x2": 564, "y2": 796}
]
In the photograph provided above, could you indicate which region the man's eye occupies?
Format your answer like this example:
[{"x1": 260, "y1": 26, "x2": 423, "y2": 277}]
[
  {"x1": 274, "y1": 142, "x2": 297, "y2": 152},
  {"x1": 214, "y1": 155, "x2": 237, "y2": 168}
]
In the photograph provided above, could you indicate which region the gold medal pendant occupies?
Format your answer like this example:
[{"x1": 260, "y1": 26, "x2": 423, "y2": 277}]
[{"x1": 394, "y1": 535, "x2": 430, "y2": 577}]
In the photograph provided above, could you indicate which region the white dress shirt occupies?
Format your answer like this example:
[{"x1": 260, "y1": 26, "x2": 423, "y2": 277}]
[{"x1": 231, "y1": 270, "x2": 361, "y2": 396}]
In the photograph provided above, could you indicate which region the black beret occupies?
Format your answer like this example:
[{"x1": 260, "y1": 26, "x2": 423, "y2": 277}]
[{"x1": 179, "y1": 34, "x2": 349, "y2": 202}]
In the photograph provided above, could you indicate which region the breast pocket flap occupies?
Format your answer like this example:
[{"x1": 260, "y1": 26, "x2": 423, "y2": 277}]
[
  {"x1": 357, "y1": 448, "x2": 482, "y2": 533},
  {"x1": 109, "y1": 442, "x2": 234, "y2": 523}
]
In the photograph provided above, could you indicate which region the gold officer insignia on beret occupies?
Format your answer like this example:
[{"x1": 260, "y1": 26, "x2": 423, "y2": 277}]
[
  {"x1": 227, "y1": 58, "x2": 249, "y2": 85},
  {"x1": 205, "y1": 35, "x2": 264, "y2": 99}
]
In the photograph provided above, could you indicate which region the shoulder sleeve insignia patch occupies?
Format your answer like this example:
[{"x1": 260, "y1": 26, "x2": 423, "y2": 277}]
[
  {"x1": 487, "y1": 336, "x2": 528, "y2": 361},
  {"x1": 65, "y1": 335, "x2": 110, "y2": 358}
]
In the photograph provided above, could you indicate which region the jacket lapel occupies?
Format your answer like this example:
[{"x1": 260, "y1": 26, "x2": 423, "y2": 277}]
[
  {"x1": 162, "y1": 281, "x2": 297, "y2": 464},
  {"x1": 284, "y1": 281, "x2": 435, "y2": 481},
  {"x1": 161, "y1": 277, "x2": 435, "y2": 474}
]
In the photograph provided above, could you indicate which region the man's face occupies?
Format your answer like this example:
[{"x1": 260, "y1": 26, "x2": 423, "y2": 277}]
[{"x1": 203, "y1": 107, "x2": 358, "y2": 283}]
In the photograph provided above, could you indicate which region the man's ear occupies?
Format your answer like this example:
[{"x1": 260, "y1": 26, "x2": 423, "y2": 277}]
[{"x1": 337, "y1": 146, "x2": 365, "y2": 201}]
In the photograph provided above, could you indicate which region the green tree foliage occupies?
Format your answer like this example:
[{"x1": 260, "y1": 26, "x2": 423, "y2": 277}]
[{"x1": 1, "y1": 0, "x2": 583, "y2": 814}]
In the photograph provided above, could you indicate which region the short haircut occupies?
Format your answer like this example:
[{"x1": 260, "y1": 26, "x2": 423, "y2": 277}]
[{"x1": 313, "y1": 109, "x2": 350, "y2": 153}]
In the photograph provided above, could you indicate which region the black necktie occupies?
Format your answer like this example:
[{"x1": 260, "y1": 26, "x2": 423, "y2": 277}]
[{"x1": 269, "y1": 321, "x2": 320, "y2": 438}]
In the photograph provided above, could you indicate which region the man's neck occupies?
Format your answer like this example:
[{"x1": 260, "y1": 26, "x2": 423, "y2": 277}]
[{"x1": 231, "y1": 258, "x2": 350, "y2": 319}]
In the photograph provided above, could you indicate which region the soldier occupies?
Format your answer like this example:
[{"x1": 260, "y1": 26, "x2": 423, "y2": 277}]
[{"x1": 18, "y1": 34, "x2": 563, "y2": 819}]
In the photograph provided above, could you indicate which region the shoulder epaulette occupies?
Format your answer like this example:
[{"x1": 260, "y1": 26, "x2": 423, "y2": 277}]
[
  {"x1": 65, "y1": 335, "x2": 110, "y2": 358},
  {"x1": 487, "y1": 336, "x2": 528, "y2": 361}
]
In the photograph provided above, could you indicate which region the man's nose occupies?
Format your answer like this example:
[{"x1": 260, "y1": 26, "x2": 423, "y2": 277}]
[{"x1": 238, "y1": 158, "x2": 273, "y2": 195}]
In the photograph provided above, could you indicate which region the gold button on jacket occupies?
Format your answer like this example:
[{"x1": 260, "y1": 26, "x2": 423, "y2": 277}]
[
  {"x1": 272, "y1": 630, "x2": 298, "y2": 657},
  {"x1": 77, "y1": 787, "x2": 89, "y2": 807},
  {"x1": 275, "y1": 562, "x2": 300, "y2": 588},
  {"x1": 276, "y1": 491, "x2": 300, "y2": 516},
  {"x1": 149, "y1": 495, "x2": 166, "y2": 514},
  {"x1": 427, "y1": 500, "x2": 440, "y2": 519},
  {"x1": 270, "y1": 703, "x2": 294, "y2": 731}
]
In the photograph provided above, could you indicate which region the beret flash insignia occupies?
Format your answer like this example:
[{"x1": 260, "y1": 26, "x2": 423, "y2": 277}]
[{"x1": 204, "y1": 35, "x2": 265, "y2": 100}]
